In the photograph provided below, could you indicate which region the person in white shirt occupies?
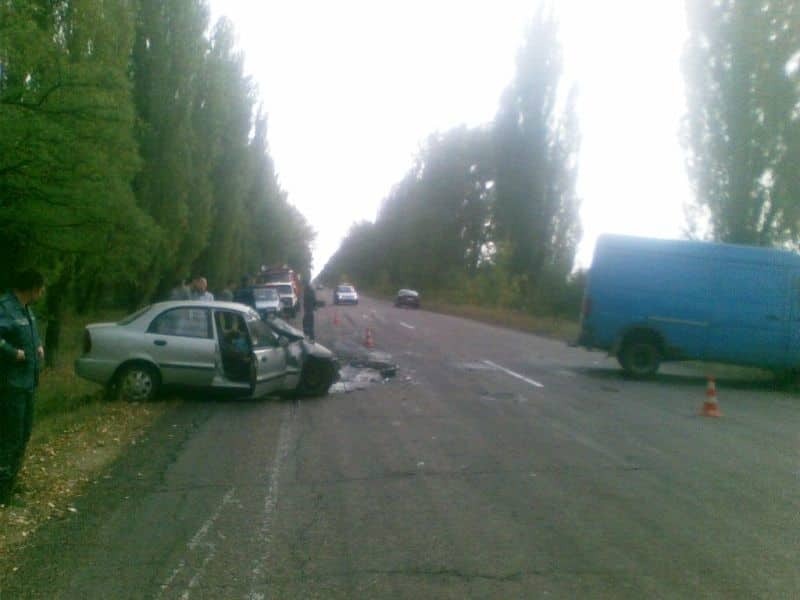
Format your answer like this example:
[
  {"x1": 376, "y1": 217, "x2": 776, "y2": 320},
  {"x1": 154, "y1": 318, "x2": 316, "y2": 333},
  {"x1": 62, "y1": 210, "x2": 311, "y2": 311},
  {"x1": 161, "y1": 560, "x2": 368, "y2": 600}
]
[{"x1": 190, "y1": 276, "x2": 214, "y2": 301}]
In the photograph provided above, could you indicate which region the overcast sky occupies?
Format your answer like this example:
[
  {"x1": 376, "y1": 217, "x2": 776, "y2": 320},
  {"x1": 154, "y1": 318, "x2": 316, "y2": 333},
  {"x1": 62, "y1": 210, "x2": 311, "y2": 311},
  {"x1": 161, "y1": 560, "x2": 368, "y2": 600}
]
[{"x1": 208, "y1": 0, "x2": 691, "y2": 275}]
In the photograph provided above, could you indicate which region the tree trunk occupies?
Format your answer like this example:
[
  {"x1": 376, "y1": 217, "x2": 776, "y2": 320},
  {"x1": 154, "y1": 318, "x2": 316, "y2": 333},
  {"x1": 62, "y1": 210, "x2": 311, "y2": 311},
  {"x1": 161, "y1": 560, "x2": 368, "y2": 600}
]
[{"x1": 44, "y1": 260, "x2": 74, "y2": 369}]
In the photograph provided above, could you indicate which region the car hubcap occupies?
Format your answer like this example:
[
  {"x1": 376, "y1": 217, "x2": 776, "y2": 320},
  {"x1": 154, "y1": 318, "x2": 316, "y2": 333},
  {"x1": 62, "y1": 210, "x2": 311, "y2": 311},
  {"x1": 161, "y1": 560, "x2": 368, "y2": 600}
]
[{"x1": 123, "y1": 370, "x2": 152, "y2": 400}]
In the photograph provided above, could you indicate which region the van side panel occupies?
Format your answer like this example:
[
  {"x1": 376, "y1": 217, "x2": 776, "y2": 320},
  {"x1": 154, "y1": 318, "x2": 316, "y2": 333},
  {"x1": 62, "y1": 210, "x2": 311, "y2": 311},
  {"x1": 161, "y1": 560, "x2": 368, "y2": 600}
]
[
  {"x1": 587, "y1": 242, "x2": 714, "y2": 360},
  {"x1": 580, "y1": 235, "x2": 800, "y2": 371}
]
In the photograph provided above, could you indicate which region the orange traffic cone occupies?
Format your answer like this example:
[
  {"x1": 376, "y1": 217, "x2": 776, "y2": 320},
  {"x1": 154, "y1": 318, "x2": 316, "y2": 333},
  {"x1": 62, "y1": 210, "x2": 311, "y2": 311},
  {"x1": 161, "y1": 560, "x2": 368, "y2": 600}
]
[
  {"x1": 364, "y1": 327, "x2": 374, "y2": 348},
  {"x1": 701, "y1": 376, "x2": 722, "y2": 417}
]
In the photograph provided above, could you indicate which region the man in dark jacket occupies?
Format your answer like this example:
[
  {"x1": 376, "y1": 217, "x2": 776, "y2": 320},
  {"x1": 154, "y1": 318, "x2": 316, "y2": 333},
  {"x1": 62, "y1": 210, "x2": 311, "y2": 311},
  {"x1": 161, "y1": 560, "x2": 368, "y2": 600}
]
[
  {"x1": 0, "y1": 269, "x2": 45, "y2": 505},
  {"x1": 302, "y1": 279, "x2": 317, "y2": 342},
  {"x1": 234, "y1": 276, "x2": 255, "y2": 309}
]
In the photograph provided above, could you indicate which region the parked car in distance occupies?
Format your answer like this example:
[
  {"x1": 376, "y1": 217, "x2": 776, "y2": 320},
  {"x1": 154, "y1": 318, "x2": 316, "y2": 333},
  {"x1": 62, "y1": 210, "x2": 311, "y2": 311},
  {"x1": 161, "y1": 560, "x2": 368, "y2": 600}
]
[
  {"x1": 264, "y1": 282, "x2": 299, "y2": 318},
  {"x1": 395, "y1": 289, "x2": 420, "y2": 308},
  {"x1": 251, "y1": 285, "x2": 281, "y2": 320},
  {"x1": 75, "y1": 301, "x2": 339, "y2": 402},
  {"x1": 333, "y1": 284, "x2": 358, "y2": 305}
]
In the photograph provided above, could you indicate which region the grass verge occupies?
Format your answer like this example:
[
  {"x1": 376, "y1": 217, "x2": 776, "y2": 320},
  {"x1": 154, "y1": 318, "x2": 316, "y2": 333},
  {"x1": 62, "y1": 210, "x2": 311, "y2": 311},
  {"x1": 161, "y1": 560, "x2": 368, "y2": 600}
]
[{"x1": 413, "y1": 299, "x2": 580, "y2": 342}]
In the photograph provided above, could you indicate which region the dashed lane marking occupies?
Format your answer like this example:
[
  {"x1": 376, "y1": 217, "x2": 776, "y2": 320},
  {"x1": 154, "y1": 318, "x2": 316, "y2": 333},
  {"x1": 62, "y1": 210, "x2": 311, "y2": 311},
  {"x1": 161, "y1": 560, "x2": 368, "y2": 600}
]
[
  {"x1": 158, "y1": 487, "x2": 237, "y2": 599},
  {"x1": 247, "y1": 405, "x2": 295, "y2": 600},
  {"x1": 482, "y1": 360, "x2": 545, "y2": 389},
  {"x1": 399, "y1": 322, "x2": 415, "y2": 330}
]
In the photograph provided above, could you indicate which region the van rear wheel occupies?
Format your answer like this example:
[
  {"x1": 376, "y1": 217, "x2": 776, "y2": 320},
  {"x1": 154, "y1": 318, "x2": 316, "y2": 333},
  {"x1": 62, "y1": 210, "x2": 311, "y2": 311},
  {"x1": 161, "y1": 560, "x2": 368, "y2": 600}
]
[{"x1": 619, "y1": 339, "x2": 660, "y2": 377}]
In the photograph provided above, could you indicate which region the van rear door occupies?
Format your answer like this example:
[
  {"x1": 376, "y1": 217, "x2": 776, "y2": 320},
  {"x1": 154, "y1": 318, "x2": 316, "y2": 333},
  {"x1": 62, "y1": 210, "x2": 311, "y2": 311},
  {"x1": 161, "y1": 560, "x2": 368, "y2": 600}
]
[{"x1": 709, "y1": 263, "x2": 789, "y2": 368}]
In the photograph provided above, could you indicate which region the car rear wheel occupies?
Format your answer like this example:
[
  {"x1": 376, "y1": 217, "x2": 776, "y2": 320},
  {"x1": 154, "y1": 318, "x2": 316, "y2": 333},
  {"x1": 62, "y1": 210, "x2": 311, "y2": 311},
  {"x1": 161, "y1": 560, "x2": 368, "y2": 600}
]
[
  {"x1": 297, "y1": 359, "x2": 335, "y2": 397},
  {"x1": 618, "y1": 338, "x2": 660, "y2": 378},
  {"x1": 115, "y1": 363, "x2": 160, "y2": 402}
]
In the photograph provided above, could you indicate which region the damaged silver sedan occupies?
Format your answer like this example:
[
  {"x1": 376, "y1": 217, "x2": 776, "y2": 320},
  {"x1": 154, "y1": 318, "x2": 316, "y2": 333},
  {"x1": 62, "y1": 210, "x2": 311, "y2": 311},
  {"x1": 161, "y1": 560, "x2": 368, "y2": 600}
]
[{"x1": 75, "y1": 301, "x2": 339, "y2": 401}]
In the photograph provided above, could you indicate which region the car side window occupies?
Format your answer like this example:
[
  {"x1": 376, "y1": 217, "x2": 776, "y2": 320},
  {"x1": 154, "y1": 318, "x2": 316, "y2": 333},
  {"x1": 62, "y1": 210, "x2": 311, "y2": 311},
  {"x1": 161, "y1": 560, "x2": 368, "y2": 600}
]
[
  {"x1": 246, "y1": 317, "x2": 279, "y2": 348},
  {"x1": 148, "y1": 308, "x2": 211, "y2": 338}
]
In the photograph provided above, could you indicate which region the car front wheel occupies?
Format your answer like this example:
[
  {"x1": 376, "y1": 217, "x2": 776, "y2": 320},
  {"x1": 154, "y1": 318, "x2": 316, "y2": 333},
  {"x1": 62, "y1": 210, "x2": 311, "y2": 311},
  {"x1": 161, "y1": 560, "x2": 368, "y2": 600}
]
[
  {"x1": 297, "y1": 359, "x2": 336, "y2": 397},
  {"x1": 115, "y1": 362, "x2": 160, "y2": 402}
]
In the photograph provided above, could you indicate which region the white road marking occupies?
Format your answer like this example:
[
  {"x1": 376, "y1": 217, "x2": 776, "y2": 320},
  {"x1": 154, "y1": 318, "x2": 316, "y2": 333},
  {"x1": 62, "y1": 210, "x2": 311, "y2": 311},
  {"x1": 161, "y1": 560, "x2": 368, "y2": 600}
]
[
  {"x1": 482, "y1": 360, "x2": 544, "y2": 388},
  {"x1": 158, "y1": 487, "x2": 237, "y2": 599},
  {"x1": 399, "y1": 321, "x2": 415, "y2": 330},
  {"x1": 455, "y1": 361, "x2": 495, "y2": 371},
  {"x1": 247, "y1": 406, "x2": 295, "y2": 599}
]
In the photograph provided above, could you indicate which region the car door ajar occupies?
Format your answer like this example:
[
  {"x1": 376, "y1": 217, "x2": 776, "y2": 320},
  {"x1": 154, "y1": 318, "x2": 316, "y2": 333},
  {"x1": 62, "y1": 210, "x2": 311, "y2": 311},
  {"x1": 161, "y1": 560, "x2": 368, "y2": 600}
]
[{"x1": 247, "y1": 316, "x2": 288, "y2": 397}]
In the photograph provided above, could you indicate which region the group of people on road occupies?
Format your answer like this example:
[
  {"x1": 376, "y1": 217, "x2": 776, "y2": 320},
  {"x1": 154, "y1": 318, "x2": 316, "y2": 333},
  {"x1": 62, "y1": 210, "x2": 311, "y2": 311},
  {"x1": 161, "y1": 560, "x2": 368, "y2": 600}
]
[
  {"x1": 169, "y1": 276, "x2": 216, "y2": 301},
  {"x1": 168, "y1": 273, "x2": 318, "y2": 341}
]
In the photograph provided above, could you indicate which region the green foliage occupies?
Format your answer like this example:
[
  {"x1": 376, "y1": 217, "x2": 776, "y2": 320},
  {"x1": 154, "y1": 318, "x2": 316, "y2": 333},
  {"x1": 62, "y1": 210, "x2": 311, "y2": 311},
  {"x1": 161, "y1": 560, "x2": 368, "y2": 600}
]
[
  {"x1": 130, "y1": 4, "x2": 314, "y2": 299},
  {"x1": 683, "y1": 0, "x2": 800, "y2": 246},
  {"x1": 493, "y1": 7, "x2": 581, "y2": 289},
  {"x1": 2, "y1": 0, "x2": 315, "y2": 358},
  {"x1": 0, "y1": 0, "x2": 159, "y2": 289}
]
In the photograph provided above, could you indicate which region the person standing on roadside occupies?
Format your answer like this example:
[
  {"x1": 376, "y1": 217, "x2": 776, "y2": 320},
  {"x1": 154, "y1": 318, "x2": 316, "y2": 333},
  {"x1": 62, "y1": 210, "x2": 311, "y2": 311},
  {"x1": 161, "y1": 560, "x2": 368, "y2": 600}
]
[
  {"x1": 0, "y1": 269, "x2": 45, "y2": 506},
  {"x1": 218, "y1": 281, "x2": 235, "y2": 302},
  {"x1": 190, "y1": 276, "x2": 214, "y2": 301},
  {"x1": 234, "y1": 275, "x2": 255, "y2": 308},
  {"x1": 169, "y1": 277, "x2": 191, "y2": 300},
  {"x1": 302, "y1": 276, "x2": 317, "y2": 342}
]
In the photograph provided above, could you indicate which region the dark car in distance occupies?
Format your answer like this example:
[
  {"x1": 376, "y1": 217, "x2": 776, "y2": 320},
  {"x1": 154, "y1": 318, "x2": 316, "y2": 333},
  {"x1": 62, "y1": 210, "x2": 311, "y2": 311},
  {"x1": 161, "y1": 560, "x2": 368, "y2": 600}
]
[{"x1": 395, "y1": 289, "x2": 420, "y2": 308}]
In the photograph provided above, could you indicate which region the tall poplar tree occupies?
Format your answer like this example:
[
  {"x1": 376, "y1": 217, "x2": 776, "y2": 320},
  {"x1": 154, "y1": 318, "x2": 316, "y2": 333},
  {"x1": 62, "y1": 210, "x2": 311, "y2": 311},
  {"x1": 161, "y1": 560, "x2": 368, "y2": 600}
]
[
  {"x1": 131, "y1": 0, "x2": 212, "y2": 300},
  {"x1": 684, "y1": 0, "x2": 800, "y2": 245},
  {"x1": 492, "y1": 7, "x2": 581, "y2": 297}
]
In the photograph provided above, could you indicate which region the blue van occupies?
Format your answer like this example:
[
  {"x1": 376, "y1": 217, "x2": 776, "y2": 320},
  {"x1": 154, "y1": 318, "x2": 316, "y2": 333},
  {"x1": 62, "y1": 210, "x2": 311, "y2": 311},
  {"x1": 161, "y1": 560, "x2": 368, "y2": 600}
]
[{"x1": 577, "y1": 234, "x2": 800, "y2": 376}]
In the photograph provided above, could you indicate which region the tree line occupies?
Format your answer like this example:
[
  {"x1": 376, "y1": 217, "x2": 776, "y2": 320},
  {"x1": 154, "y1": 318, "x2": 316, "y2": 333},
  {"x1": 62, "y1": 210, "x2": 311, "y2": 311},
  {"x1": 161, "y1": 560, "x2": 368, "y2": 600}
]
[
  {"x1": 683, "y1": 0, "x2": 799, "y2": 246},
  {"x1": 1, "y1": 0, "x2": 314, "y2": 364},
  {"x1": 320, "y1": 1, "x2": 800, "y2": 315},
  {"x1": 319, "y1": 9, "x2": 582, "y2": 315}
]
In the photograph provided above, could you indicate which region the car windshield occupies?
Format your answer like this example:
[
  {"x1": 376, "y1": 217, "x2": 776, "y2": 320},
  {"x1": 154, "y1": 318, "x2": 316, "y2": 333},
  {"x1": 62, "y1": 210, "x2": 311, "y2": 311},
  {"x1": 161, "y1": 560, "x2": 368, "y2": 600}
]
[
  {"x1": 337, "y1": 286, "x2": 354, "y2": 293},
  {"x1": 267, "y1": 284, "x2": 293, "y2": 295},
  {"x1": 245, "y1": 315, "x2": 278, "y2": 348},
  {"x1": 118, "y1": 305, "x2": 152, "y2": 325},
  {"x1": 268, "y1": 317, "x2": 306, "y2": 340},
  {"x1": 253, "y1": 287, "x2": 278, "y2": 300}
]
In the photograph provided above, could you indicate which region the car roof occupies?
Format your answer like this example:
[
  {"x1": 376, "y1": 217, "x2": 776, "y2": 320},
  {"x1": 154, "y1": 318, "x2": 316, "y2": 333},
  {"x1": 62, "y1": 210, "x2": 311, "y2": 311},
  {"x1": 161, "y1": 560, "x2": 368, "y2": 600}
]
[{"x1": 149, "y1": 300, "x2": 258, "y2": 312}]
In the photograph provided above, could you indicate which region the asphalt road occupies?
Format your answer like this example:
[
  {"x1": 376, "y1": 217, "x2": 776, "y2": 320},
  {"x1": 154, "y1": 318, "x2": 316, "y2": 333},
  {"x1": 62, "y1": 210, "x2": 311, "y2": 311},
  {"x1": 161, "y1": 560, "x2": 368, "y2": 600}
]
[{"x1": 3, "y1": 293, "x2": 800, "y2": 598}]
